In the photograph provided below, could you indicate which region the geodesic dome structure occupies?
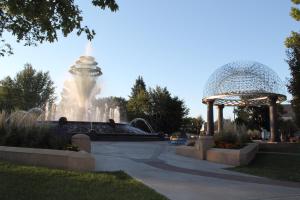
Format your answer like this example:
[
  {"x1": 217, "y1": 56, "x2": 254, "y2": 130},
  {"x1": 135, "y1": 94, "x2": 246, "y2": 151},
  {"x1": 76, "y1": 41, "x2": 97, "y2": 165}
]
[{"x1": 202, "y1": 61, "x2": 286, "y2": 106}]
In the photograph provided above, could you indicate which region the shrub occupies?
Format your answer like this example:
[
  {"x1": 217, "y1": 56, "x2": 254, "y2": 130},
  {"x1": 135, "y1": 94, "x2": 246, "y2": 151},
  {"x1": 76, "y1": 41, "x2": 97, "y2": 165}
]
[
  {"x1": 214, "y1": 132, "x2": 239, "y2": 148},
  {"x1": 223, "y1": 120, "x2": 236, "y2": 133},
  {"x1": 214, "y1": 123, "x2": 252, "y2": 149},
  {"x1": 247, "y1": 129, "x2": 261, "y2": 140},
  {"x1": 0, "y1": 111, "x2": 71, "y2": 150},
  {"x1": 239, "y1": 132, "x2": 251, "y2": 144},
  {"x1": 64, "y1": 144, "x2": 79, "y2": 152},
  {"x1": 3, "y1": 123, "x2": 70, "y2": 149},
  {"x1": 0, "y1": 112, "x2": 7, "y2": 144},
  {"x1": 236, "y1": 124, "x2": 247, "y2": 136}
]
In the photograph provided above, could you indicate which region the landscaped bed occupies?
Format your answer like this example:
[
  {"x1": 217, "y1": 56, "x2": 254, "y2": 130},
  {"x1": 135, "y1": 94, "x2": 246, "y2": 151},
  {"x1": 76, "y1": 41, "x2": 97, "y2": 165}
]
[
  {"x1": 0, "y1": 111, "x2": 72, "y2": 151},
  {"x1": 0, "y1": 161, "x2": 167, "y2": 200},
  {"x1": 206, "y1": 142, "x2": 258, "y2": 166},
  {"x1": 228, "y1": 144, "x2": 300, "y2": 182}
]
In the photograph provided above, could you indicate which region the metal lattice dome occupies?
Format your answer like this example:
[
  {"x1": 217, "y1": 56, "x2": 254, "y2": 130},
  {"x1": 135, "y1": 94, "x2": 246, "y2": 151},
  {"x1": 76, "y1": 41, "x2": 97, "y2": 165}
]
[{"x1": 202, "y1": 61, "x2": 286, "y2": 106}]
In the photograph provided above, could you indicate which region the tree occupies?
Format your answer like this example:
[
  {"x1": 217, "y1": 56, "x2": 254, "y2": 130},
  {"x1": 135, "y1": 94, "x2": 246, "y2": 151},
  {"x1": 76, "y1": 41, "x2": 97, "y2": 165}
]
[
  {"x1": 234, "y1": 106, "x2": 270, "y2": 131},
  {"x1": 130, "y1": 76, "x2": 146, "y2": 97},
  {"x1": 127, "y1": 76, "x2": 150, "y2": 120},
  {"x1": 0, "y1": 0, "x2": 118, "y2": 56},
  {"x1": 286, "y1": 46, "x2": 300, "y2": 128},
  {"x1": 0, "y1": 64, "x2": 55, "y2": 111},
  {"x1": 290, "y1": 0, "x2": 300, "y2": 21},
  {"x1": 182, "y1": 116, "x2": 204, "y2": 134},
  {"x1": 285, "y1": 0, "x2": 300, "y2": 128},
  {"x1": 0, "y1": 77, "x2": 17, "y2": 111},
  {"x1": 234, "y1": 105, "x2": 285, "y2": 131},
  {"x1": 127, "y1": 76, "x2": 189, "y2": 133},
  {"x1": 148, "y1": 86, "x2": 189, "y2": 134}
]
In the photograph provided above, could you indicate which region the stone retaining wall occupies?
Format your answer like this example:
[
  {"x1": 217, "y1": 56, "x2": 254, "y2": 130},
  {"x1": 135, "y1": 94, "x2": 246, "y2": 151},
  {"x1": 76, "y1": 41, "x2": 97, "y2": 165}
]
[
  {"x1": 206, "y1": 143, "x2": 258, "y2": 166},
  {"x1": 176, "y1": 142, "x2": 258, "y2": 166},
  {"x1": 0, "y1": 146, "x2": 95, "y2": 171},
  {"x1": 176, "y1": 146, "x2": 203, "y2": 159}
]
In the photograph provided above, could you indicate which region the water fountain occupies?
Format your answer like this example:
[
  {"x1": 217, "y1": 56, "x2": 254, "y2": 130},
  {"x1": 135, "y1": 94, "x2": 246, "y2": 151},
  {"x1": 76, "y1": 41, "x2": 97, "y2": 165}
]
[
  {"x1": 130, "y1": 118, "x2": 155, "y2": 133},
  {"x1": 46, "y1": 43, "x2": 122, "y2": 123},
  {"x1": 56, "y1": 55, "x2": 102, "y2": 121},
  {"x1": 6, "y1": 108, "x2": 45, "y2": 129},
  {"x1": 42, "y1": 44, "x2": 161, "y2": 141}
]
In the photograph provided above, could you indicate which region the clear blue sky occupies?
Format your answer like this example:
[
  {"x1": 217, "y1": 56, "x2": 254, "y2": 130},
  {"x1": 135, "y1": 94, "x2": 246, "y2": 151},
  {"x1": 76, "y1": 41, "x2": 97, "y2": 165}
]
[{"x1": 0, "y1": 0, "x2": 297, "y2": 119}]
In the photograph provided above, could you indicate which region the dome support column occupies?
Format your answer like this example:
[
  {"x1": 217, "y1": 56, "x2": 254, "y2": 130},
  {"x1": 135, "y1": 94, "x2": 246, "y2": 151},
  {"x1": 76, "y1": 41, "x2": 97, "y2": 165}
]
[
  {"x1": 217, "y1": 104, "x2": 224, "y2": 134},
  {"x1": 206, "y1": 100, "x2": 215, "y2": 136},
  {"x1": 269, "y1": 96, "x2": 280, "y2": 142}
]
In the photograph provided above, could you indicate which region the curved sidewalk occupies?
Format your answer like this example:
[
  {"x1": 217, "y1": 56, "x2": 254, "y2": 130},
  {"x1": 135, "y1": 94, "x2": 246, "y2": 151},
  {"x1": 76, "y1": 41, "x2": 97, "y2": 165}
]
[{"x1": 92, "y1": 141, "x2": 300, "y2": 200}]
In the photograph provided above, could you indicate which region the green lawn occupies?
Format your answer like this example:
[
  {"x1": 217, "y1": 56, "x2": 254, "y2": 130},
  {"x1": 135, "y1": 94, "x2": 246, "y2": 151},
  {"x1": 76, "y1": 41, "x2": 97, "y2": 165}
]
[
  {"x1": 258, "y1": 143, "x2": 300, "y2": 154},
  {"x1": 0, "y1": 162, "x2": 167, "y2": 200},
  {"x1": 229, "y1": 152, "x2": 300, "y2": 182}
]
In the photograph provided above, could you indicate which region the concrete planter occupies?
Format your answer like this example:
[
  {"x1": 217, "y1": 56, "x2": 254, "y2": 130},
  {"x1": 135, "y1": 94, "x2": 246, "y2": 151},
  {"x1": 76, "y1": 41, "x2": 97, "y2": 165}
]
[
  {"x1": 176, "y1": 136, "x2": 215, "y2": 160},
  {"x1": 176, "y1": 145, "x2": 203, "y2": 159},
  {"x1": 206, "y1": 143, "x2": 258, "y2": 166},
  {"x1": 0, "y1": 146, "x2": 95, "y2": 171},
  {"x1": 72, "y1": 134, "x2": 91, "y2": 153}
]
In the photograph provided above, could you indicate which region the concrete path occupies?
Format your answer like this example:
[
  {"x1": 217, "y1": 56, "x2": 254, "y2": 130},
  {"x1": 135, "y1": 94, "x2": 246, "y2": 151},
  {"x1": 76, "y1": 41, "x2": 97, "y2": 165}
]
[{"x1": 92, "y1": 141, "x2": 300, "y2": 200}]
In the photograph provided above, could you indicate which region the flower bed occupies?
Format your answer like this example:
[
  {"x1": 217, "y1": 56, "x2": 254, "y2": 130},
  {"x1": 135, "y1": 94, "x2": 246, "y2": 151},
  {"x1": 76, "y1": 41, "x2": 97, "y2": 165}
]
[
  {"x1": 214, "y1": 132, "x2": 251, "y2": 149},
  {"x1": 214, "y1": 142, "x2": 245, "y2": 149}
]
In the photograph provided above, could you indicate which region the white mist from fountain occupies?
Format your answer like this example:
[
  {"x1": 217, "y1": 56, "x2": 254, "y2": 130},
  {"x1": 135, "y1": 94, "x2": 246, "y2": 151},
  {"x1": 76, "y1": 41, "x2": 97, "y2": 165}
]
[
  {"x1": 113, "y1": 106, "x2": 120, "y2": 123},
  {"x1": 85, "y1": 41, "x2": 93, "y2": 56},
  {"x1": 48, "y1": 43, "x2": 122, "y2": 122}
]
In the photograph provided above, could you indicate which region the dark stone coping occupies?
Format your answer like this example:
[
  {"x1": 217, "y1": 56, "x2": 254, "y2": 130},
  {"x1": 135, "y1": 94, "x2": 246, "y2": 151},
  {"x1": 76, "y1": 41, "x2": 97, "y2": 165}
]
[
  {"x1": 39, "y1": 121, "x2": 162, "y2": 141},
  {"x1": 88, "y1": 134, "x2": 163, "y2": 141}
]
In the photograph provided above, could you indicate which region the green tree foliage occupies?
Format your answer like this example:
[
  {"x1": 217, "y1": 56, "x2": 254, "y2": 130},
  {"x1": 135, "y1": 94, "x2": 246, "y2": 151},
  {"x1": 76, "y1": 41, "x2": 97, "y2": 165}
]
[
  {"x1": 291, "y1": 0, "x2": 300, "y2": 21},
  {"x1": 0, "y1": 0, "x2": 118, "y2": 56},
  {"x1": 0, "y1": 77, "x2": 18, "y2": 111},
  {"x1": 234, "y1": 105, "x2": 286, "y2": 132},
  {"x1": 234, "y1": 106, "x2": 270, "y2": 131},
  {"x1": 0, "y1": 64, "x2": 55, "y2": 111},
  {"x1": 127, "y1": 76, "x2": 150, "y2": 120},
  {"x1": 286, "y1": 45, "x2": 300, "y2": 127},
  {"x1": 127, "y1": 76, "x2": 189, "y2": 133},
  {"x1": 130, "y1": 76, "x2": 146, "y2": 97},
  {"x1": 147, "y1": 86, "x2": 189, "y2": 134},
  {"x1": 182, "y1": 116, "x2": 204, "y2": 134},
  {"x1": 285, "y1": 0, "x2": 300, "y2": 128}
]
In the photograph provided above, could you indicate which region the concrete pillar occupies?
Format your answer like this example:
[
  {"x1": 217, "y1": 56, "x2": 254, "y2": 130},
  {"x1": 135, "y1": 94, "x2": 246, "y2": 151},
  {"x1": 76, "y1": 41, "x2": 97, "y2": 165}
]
[
  {"x1": 217, "y1": 104, "x2": 224, "y2": 133},
  {"x1": 269, "y1": 96, "x2": 279, "y2": 142},
  {"x1": 72, "y1": 134, "x2": 91, "y2": 153},
  {"x1": 206, "y1": 99, "x2": 215, "y2": 136},
  {"x1": 195, "y1": 136, "x2": 214, "y2": 160}
]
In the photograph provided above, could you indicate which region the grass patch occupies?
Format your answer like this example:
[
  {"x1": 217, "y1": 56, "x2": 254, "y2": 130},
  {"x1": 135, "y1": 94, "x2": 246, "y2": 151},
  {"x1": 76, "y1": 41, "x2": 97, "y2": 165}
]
[
  {"x1": 229, "y1": 153, "x2": 300, "y2": 182},
  {"x1": 0, "y1": 162, "x2": 167, "y2": 200},
  {"x1": 259, "y1": 143, "x2": 300, "y2": 154}
]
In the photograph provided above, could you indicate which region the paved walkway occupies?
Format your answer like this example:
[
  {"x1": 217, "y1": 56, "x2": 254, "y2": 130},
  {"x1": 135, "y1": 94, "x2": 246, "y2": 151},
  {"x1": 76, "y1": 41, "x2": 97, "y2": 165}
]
[{"x1": 92, "y1": 141, "x2": 300, "y2": 200}]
